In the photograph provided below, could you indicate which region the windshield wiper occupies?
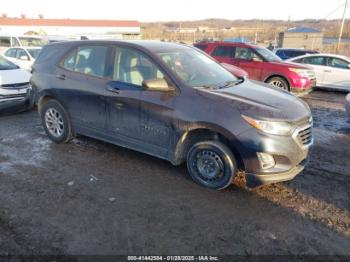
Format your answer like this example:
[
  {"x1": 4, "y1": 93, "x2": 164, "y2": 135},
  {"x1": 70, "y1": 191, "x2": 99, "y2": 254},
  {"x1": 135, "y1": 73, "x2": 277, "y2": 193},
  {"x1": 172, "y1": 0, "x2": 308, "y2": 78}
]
[{"x1": 218, "y1": 78, "x2": 244, "y2": 89}]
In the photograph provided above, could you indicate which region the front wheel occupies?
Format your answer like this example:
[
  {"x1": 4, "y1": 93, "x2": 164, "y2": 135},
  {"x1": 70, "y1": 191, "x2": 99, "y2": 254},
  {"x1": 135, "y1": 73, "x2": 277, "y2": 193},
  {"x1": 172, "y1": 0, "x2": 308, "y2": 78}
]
[
  {"x1": 267, "y1": 77, "x2": 289, "y2": 91},
  {"x1": 186, "y1": 141, "x2": 237, "y2": 190}
]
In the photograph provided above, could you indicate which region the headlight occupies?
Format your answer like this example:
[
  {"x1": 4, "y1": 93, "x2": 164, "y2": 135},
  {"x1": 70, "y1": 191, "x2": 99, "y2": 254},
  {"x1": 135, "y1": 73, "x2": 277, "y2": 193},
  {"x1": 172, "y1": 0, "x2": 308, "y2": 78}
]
[
  {"x1": 289, "y1": 68, "x2": 309, "y2": 77},
  {"x1": 242, "y1": 115, "x2": 293, "y2": 135}
]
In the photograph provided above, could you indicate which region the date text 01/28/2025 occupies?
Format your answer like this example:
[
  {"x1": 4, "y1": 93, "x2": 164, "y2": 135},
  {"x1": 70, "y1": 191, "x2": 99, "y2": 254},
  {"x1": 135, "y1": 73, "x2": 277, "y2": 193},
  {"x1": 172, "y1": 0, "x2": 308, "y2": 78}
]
[{"x1": 127, "y1": 255, "x2": 219, "y2": 261}]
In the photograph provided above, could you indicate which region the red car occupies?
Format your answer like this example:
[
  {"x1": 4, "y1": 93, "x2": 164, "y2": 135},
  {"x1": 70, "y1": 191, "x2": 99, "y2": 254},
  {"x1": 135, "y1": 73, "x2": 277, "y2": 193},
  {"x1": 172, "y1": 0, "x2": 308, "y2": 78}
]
[
  {"x1": 221, "y1": 62, "x2": 248, "y2": 79},
  {"x1": 194, "y1": 42, "x2": 316, "y2": 92}
]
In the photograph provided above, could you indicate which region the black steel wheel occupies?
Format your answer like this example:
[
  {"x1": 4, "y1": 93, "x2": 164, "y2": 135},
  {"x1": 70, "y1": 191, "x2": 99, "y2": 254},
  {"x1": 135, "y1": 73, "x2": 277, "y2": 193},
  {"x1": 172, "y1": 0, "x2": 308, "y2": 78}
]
[{"x1": 187, "y1": 141, "x2": 237, "y2": 190}]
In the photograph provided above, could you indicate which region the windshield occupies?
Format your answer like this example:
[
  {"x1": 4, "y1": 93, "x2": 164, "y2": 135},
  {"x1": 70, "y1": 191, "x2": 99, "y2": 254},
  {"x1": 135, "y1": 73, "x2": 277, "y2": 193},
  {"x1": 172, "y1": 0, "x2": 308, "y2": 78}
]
[
  {"x1": 156, "y1": 47, "x2": 238, "y2": 88},
  {"x1": 255, "y1": 47, "x2": 281, "y2": 62},
  {"x1": 18, "y1": 37, "x2": 47, "y2": 47},
  {"x1": 27, "y1": 48, "x2": 41, "y2": 59},
  {"x1": 0, "y1": 56, "x2": 18, "y2": 70}
]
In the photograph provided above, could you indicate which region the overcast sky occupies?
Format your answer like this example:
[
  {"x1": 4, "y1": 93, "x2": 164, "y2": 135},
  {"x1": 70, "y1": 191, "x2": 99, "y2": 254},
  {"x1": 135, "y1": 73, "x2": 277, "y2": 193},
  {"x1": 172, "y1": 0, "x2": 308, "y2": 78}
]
[{"x1": 1, "y1": 0, "x2": 348, "y2": 22}]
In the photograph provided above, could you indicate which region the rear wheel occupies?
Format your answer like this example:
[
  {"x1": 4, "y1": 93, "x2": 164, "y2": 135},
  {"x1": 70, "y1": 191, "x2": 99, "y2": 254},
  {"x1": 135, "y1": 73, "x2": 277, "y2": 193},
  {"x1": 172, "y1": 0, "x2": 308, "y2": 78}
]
[
  {"x1": 40, "y1": 99, "x2": 73, "y2": 143},
  {"x1": 267, "y1": 77, "x2": 289, "y2": 91},
  {"x1": 186, "y1": 141, "x2": 237, "y2": 190}
]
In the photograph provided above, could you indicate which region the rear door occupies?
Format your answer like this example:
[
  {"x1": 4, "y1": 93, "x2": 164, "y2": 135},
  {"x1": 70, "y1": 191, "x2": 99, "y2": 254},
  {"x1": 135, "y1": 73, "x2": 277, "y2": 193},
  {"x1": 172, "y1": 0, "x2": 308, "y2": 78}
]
[
  {"x1": 54, "y1": 44, "x2": 113, "y2": 133},
  {"x1": 210, "y1": 45, "x2": 237, "y2": 65}
]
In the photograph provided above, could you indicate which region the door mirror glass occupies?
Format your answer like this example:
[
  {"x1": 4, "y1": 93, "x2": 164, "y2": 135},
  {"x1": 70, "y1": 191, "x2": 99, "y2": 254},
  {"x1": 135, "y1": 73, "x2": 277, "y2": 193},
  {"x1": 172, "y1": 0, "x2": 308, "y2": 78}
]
[{"x1": 142, "y1": 78, "x2": 173, "y2": 92}]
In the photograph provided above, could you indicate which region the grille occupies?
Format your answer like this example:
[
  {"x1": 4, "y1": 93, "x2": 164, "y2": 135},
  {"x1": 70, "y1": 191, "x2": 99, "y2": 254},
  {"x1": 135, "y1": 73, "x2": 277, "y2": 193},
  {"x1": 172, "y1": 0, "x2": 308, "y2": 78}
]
[
  {"x1": 297, "y1": 126, "x2": 313, "y2": 147},
  {"x1": 1, "y1": 82, "x2": 30, "y2": 89}
]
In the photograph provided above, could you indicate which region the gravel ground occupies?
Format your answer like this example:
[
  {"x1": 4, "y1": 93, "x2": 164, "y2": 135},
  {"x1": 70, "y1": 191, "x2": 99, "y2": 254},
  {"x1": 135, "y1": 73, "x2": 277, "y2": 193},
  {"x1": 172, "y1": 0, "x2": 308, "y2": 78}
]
[{"x1": 0, "y1": 90, "x2": 349, "y2": 256}]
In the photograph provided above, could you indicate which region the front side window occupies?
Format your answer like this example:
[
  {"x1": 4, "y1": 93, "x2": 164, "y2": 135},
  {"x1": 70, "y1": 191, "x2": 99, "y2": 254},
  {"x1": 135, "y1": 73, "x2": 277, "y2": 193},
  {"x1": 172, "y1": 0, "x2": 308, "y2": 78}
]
[
  {"x1": 194, "y1": 44, "x2": 208, "y2": 51},
  {"x1": 234, "y1": 47, "x2": 260, "y2": 60},
  {"x1": 62, "y1": 45, "x2": 110, "y2": 78},
  {"x1": 113, "y1": 47, "x2": 165, "y2": 86},
  {"x1": 328, "y1": 57, "x2": 350, "y2": 69},
  {"x1": 27, "y1": 49, "x2": 41, "y2": 59},
  {"x1": 303, "y1": 56, "x2": 326, "y2": 66},
  {"x1": 212, "y1": 46, "x2": 235, "y2": 58},
  {"x1": 156, "y1": 47, "x2": 237, "y2": 88},
  {"x1": 254, "y1": 47, "x2": 281, "y2": 62},
  {"x1": 16, "y1": 49, "x2": 29, "y2": 60}
]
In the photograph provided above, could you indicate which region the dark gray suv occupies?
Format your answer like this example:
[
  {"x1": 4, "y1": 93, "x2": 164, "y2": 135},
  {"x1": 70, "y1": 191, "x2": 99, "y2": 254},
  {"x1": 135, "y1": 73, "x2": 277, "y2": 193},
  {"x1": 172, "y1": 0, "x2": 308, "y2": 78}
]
[{"x1": 31, "y1": 40, "x2": 313, "y2": 190}]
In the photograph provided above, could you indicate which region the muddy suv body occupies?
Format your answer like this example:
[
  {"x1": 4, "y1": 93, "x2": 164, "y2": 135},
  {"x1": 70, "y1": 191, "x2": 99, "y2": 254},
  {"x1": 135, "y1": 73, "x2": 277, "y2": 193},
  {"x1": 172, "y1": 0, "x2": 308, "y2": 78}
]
[{"x1": 32, "y1": 40, "x2": 313, "y2": 189}]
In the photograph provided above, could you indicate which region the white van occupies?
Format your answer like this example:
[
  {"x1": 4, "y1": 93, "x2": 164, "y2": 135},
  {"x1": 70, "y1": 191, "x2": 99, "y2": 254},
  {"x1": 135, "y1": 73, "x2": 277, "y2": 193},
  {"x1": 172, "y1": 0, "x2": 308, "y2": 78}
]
[{"x1": 0, "y1": 35, "x2": 47, "y2": 51}]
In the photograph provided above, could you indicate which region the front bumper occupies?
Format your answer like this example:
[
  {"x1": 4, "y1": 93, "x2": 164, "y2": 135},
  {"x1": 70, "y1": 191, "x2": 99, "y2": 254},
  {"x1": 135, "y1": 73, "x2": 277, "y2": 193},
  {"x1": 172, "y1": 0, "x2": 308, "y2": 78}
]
[
  {"x1": 235, "y1": 119, "x2": 313, "y2": 187},
  {"x1": 0, "y1": 85, "x2": 34, "y2": 113}
]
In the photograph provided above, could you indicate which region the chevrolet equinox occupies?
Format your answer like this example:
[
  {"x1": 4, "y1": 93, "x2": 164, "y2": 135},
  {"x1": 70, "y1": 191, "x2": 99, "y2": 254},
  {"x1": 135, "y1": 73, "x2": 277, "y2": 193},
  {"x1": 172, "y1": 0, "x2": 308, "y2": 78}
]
[{"x1": 31, "y1": 41, "x2": 313, "y2": 190}]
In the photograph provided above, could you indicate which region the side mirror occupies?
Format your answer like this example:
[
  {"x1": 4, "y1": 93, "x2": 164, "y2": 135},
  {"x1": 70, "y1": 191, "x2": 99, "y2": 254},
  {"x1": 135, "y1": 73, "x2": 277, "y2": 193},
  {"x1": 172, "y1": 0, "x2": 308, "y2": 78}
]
[
  {"x1": 19, "y1": 55, "x2": 29, "y2": 61},
  {"x1": 142, "y1": 79, "x2": 174, "y2": 92}
]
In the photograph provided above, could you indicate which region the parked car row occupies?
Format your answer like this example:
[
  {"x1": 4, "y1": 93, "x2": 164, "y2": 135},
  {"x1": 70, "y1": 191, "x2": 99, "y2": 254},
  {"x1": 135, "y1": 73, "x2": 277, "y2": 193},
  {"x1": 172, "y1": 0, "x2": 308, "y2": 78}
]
[
  {"x1": 195, "y1": 41, "x2": 350, "y2": 93},
  {"x1": 194, "y1": 41, "x2": 316, "y2": 92}
]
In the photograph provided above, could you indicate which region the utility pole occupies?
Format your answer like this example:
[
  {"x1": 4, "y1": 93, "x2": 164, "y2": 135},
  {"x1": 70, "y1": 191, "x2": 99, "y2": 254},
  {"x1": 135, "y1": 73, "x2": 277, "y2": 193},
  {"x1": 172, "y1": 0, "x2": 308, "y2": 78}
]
[{"x1": 337, "y1": 0, "x2": 348, "y2": 54}]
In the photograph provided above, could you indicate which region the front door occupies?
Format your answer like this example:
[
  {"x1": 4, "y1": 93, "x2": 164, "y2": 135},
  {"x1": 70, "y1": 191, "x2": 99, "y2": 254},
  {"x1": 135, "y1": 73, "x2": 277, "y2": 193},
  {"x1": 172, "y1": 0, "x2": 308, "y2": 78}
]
[
  {"x1": 106, "y1": 46, "x2": 175, "y2": 155},
  {"x1": 233, "y1": 47, "x2": 263, "y2": 80},
  {"x1": 324, "y1": 57, "x2": 350, "y2": 90}
]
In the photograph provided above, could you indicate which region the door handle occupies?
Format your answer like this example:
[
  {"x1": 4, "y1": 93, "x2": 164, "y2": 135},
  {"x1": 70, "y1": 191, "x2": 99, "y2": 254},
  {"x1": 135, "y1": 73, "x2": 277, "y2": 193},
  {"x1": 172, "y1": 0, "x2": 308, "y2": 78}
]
[
  {"x1": 324, "y1": 70, "x2": 332, "y2": 73},
  {"x1": 106, "y1": 85, "x2": 120, "y2": 94},
  {"x1": 56, "y1": 74, "x2": 66, "y2": 80}
]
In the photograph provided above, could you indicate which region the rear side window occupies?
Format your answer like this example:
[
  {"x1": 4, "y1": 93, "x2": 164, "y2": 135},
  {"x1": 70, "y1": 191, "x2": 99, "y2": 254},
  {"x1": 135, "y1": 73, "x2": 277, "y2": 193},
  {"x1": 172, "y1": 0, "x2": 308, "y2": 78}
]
[
  {"x1": 303, "y1": 56, "x2": 326, "y2": 66},
  {"x1": 194, "y1": 44, "x2": 208, "y2": 51},
  {"x1": 5, "y1": 48, "x2": 16, "y2": 57},
  {"x1": 62, "y1": 45, "x2": 111, "y2": 78},
  {"x1": 212, "y1": 46, "x2": 235, "y2": 58}
]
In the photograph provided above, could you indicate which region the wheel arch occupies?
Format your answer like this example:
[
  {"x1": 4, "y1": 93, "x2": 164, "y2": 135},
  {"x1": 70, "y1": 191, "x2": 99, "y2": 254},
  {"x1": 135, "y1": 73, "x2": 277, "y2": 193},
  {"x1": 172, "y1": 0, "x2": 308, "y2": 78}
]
[
  {"x1": 264, "y1": 74, "x2": 291, "y2": 89},
  {"x1": 172, "y1": 124, "x2": 245, "y2": 171}
]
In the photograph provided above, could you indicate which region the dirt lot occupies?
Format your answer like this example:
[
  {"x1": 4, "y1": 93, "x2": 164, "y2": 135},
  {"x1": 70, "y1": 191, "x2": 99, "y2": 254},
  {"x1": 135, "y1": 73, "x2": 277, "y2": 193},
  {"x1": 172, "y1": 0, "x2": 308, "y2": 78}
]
[{"x1": 0, "y1": 90, "x2": 349, "y2": 256}]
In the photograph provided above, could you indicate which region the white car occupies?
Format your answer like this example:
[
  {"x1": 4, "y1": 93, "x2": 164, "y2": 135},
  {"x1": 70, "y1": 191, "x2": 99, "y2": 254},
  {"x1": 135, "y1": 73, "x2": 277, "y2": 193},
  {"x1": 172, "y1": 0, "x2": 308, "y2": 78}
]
[
  {"x1": 0, "y1": 55, "x2": 34, "y2": 113},
  {"x1": 3, "y1": 47, "x2": 41, "y2": 71},
  {"x1": 287, "y1": 54, "x2": 350, "y2": 91}
]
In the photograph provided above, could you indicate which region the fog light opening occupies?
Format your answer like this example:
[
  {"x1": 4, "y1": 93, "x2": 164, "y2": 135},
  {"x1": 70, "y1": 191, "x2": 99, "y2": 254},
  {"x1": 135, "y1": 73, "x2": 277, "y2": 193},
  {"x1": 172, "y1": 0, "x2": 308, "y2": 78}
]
[{"x1": 257, "y1": 152, "x2": 275, "y2": 170}]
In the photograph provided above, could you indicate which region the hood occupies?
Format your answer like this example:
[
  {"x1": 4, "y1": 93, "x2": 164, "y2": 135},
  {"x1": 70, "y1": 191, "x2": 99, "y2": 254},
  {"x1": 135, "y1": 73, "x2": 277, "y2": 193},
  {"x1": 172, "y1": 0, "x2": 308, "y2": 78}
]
[
  {"x1": 0, "y1": 68, "x2": 31, "y2": 86},
  {"x1": 270, "y1": 60, "x2": 312, "y2": 69},
  {"x1": 198, "y1": 79, "x2": 311, "y2": 122}
]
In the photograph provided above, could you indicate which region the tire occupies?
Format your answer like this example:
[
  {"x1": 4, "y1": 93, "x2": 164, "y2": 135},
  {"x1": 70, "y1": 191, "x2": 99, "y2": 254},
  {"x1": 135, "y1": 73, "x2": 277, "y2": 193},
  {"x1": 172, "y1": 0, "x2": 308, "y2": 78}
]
[
  {"x1": 267, "y1": 77, "x2": 289, "y2": 91},
  {"x1": 40, "y1": 99, "x2": 73, "y2": 143},
  {"x1": 186, "y1": 141, "x2": 237, "y2": 190}
]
